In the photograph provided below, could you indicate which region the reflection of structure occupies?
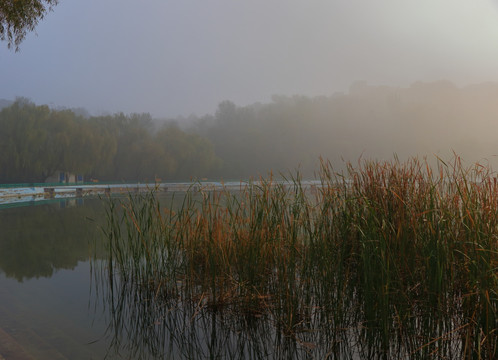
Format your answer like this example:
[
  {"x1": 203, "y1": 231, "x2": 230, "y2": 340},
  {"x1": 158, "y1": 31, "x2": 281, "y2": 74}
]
[
  {"x1": 58, "y1": 198, "x2": 84, "y2": 208},
  {"x1": 45, "y1": 171, "x2": 84, "y2": 184}
]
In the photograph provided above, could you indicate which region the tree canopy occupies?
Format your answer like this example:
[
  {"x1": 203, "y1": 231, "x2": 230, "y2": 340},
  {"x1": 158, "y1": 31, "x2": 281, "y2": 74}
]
[
  {"x1": 4, "y1": 80, "x2": 498, "y2": 184},
  {"x1": 0, "y1": 99, "x2": 221, "y2": 183},
  {"x1": 0, "y1": 0, "x2": 58, "y2": 50}
]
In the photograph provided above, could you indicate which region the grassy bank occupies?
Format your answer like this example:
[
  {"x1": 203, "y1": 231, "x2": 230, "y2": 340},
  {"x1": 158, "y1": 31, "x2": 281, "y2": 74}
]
[{"x1": 95, "y1": 156, "x2": 497, "y2": 359}]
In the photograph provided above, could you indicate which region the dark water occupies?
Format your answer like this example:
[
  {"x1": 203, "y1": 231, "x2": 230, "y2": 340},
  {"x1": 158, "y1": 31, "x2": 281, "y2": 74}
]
[
  {"x1": 0, "y1": 198, "x2": 114, "y2": 359},
  {"x1": 0, "y1": 196, "x2": 361, "y2": 359},
  {"x1": 1, "y1": 194, "x2": 491, "y2": 360}
]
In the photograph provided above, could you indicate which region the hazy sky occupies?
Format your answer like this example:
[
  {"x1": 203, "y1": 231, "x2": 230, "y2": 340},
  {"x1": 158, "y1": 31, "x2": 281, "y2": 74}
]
[{"x1": 2, "y1": 0, "x2": 498, "y2": 117}]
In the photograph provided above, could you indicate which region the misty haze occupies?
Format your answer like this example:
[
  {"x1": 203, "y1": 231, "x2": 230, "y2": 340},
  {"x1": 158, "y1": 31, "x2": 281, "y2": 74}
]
[
  {"x1": 3, "y1": 1, "x2": 498, "y2": 180},
  {"x1": 0, "y1": 1, "x2": 496, "y2": 359},
  {"x1": 2, "y1": 80, "x2": 498, "y2": 183}
]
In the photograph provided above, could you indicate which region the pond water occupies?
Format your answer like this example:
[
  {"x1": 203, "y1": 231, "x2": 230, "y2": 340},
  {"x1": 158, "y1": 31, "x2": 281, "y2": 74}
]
[
  {"x1": 0, "y1": 198, "x2": 115, "y2": 359},
  {"x1": 0, "y1": 195, "x2": 362, "y2": 360},
  {"x1": 1, "y1": 191, "x2": 492, "y2": 360}
]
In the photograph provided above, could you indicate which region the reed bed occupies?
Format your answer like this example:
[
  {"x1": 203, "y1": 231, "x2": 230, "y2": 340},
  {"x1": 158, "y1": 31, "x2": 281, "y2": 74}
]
[{"x1": 95, "y1": 157, "x2": 497, "y2": 359}]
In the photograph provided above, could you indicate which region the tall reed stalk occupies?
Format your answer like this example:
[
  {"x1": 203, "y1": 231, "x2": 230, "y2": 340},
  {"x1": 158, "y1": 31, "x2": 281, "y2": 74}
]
[{"x1": 95, "y1": 156, "x2": 497, "y2": 359}]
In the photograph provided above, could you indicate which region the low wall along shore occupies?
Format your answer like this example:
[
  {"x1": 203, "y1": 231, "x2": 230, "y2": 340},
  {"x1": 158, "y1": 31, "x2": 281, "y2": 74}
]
[{"x1": 0, "y1": 181, "x2": 320, "y2": 207}]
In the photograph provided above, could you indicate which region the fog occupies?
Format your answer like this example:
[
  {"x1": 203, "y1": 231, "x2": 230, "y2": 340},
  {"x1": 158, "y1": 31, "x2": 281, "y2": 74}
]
[
  {"x1": 185, "y1": 81, "x2": 498, "y2": 177},
  {"x1": 3, "y1": 81, "x2": 498, "y2": 183},
  {"x1": 2, "y1": 1, "x2": 498, "y2": 180},
  {"x1": 2, "y1": 1, "x2": 498, "y2": 117}
]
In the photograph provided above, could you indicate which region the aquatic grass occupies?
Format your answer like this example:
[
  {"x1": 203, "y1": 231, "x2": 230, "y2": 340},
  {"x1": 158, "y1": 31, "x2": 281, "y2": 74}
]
[{"x1": 94, "y1": 156, "x2": 497, "y2": 359}]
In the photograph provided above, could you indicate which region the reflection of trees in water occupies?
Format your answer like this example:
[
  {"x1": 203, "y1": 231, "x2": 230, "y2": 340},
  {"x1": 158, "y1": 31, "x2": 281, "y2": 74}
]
[{"x1": 0, "y1": 199, "x2": 105, "y2": 281}]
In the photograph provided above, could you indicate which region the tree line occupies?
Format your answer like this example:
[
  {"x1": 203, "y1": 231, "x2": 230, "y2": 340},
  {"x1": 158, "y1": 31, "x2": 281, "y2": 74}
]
[
  {"x1": 186, "y1": 80, "x2": 498, "y2": 179},
  {"x1": 0, "y1": 99, "x2": 220, "y2": 183},
  {"x1": 2, "y1": 80, "x2": 498, "y2": 184}
]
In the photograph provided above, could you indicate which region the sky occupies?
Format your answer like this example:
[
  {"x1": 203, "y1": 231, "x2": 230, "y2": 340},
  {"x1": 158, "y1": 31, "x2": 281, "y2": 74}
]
[{"x1": 2, "y1": 0, "x2": 498, "y2": 118}]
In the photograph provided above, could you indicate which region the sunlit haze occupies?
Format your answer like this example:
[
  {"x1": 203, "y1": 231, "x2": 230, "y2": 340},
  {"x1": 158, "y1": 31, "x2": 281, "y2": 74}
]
[{"x1": 2, "y1": 0, "x2": 498, "y2": 117}]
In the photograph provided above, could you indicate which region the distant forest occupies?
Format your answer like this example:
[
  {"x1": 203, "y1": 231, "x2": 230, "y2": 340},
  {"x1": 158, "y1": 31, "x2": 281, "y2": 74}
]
[{"x1": 2, "y1": 80, "x2": 498, "y2": 184}]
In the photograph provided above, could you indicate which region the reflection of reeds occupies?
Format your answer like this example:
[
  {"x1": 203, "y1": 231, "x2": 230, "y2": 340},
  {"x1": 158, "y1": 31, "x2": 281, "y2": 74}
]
[{"x1": 94, "y1": 156, "x2": 497, "y2": 359}]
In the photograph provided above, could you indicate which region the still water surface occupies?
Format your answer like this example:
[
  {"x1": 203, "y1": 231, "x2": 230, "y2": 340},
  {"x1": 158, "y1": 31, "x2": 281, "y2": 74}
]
[
  {"x1": 0, "y1": 198, "x2": 114, "y2": 359},
  {"x1": 0, "y1": 195, "x2": 313, "y2": 360},
  {"x1": 0, "y1": 195, "x2": 358, "y2": 359},
  {"x1": 1, "y1": 191, "x2": 484, "y2": 359}
]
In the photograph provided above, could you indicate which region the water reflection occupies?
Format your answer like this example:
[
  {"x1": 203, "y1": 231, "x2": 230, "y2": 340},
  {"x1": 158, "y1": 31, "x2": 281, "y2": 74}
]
[
  {"x1": 0, "y1": 198, "x2": 123, "y2": 359},
  {"x1": 99, "y1": 278, "x2": 359, "y2": 359},
  {"x1": 97, "y1": 269, "x2": 469, "y2": 360},
  {"x1": 0, "y1": 198, "x2": 104, "y2": 281},
  {"x1": 94, "y1": 192, "x2": 478, "y2": 360}
]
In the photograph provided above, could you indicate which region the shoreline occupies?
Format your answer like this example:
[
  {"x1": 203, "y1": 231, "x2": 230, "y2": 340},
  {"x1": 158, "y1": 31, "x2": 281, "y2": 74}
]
[{"x1": 0, "y1": 180, "x2": 323, "y2": 207}]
